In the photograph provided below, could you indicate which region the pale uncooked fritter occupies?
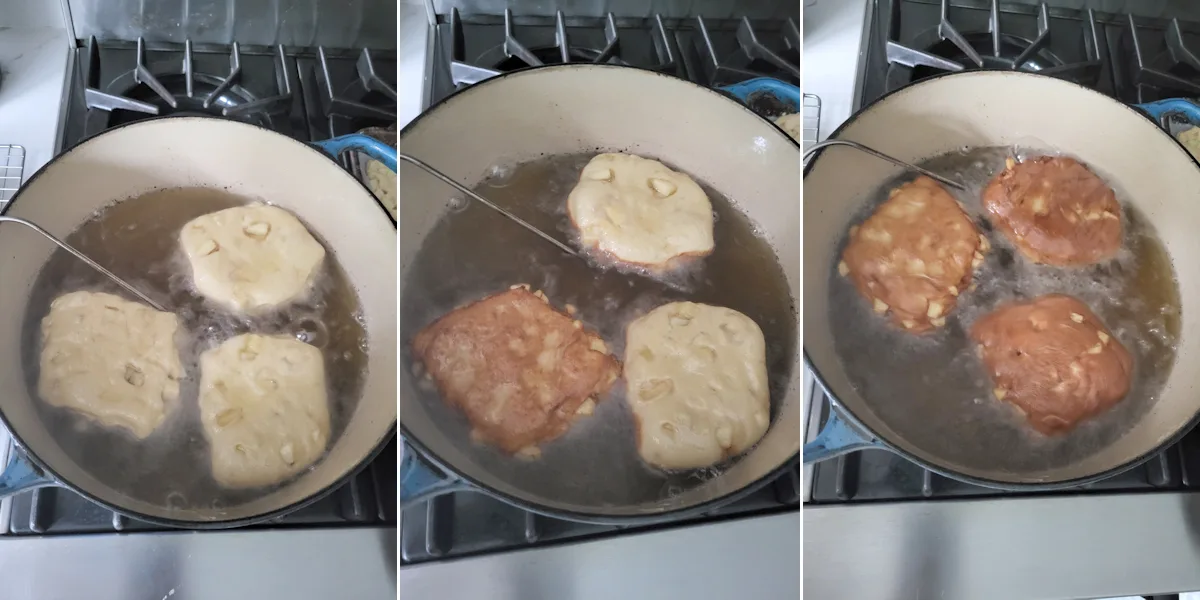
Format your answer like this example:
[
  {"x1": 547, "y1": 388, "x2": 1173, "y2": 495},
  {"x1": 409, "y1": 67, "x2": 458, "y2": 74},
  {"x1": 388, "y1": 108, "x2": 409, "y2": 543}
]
[
  {"x1": 365, "y1": 159, "x2": 396, "y2": 218},
  {"x1": 38, "y1": 291, "x2": 183, "y2": 439},
  {"x1": 567, "y1": 153, "x2": 714, "y2": 268},
  {"x1": 624, "y1": 302, "x2": 770, "y2": 470},
  {"x1": 774, "y1": 112, "x2": 802, "y2": 143},
  {"x1": 198, "y1": 334, "x2": 331, "y2": 489},
  {"x1": 180, "y1": 204, "x2": 326, "y2": 312}
]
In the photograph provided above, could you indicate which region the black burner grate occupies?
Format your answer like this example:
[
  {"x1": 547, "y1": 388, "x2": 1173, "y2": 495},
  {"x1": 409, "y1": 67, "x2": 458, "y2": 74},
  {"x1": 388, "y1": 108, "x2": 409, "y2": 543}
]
[
  {"x1": 874, "y1": 1, "x2": 1109, "y2": 99},
  {"x1": 85, "y1": 37, "x2": 296, "y2": 125},
  {"x1": 692, "y1": 15, "x2": 800, "y2": 86},
  {"x1": 1120, "y1": 14, "x2": 1200, "y2": 103}
]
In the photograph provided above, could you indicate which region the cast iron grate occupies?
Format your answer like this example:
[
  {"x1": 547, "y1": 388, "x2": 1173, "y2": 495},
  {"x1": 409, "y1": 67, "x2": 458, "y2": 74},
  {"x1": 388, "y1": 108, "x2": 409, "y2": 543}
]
[
  {"x1": 0, "y1": 145, "x2": 24, "y2": 206},
  {"x1": 882, "y1": 0, "x2": 1105, "y2": 93}
]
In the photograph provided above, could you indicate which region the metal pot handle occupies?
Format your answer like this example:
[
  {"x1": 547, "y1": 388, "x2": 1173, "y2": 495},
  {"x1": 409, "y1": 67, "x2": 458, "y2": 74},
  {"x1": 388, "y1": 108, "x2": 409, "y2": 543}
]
[
  {"x1": 1135, "y1": 98, "x2": 1200, "y2": 132},
  {"x1": 310, "y1": 133, "x2": 398, "y2": 172},
  {"x1": 0, "y1": 449, "x2": 54, "y2": 499},
  {"x1": 803, "y1": 410, "x2": 884, "y2": 464},
  {"x1": 718, "y1": 77, "x2": 801, "y2": 110},
  {"x1": 400, "y1": 441, "x2": 470, "y2": 508}
]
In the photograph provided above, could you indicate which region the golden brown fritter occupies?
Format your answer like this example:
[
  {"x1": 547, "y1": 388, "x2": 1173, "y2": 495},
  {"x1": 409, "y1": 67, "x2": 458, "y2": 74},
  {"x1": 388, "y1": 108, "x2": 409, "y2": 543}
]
[
  {"x1": 412, "y1": 286, "x2": 621, "y2": 455},
  {"x1": 983, "y1": 156, "x2": 1122, "y2": 266},
  {"x1": 840, "y1": 175, "x2": 986, "y2": 333},
  {"x1": 970, "y1": 294, "x2": 1133, "y2": 435}
]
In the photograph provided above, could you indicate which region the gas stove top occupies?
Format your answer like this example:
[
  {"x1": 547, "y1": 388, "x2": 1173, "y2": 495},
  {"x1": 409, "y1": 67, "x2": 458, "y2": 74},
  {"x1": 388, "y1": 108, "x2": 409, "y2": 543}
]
[
  {"x1": 64, "y1": 37, "x2": 397, "y2": 146},
  {"x1": 808, "y1": 0, "x2": 1200, "y2": 505},
  {"x1": 404, "y1": 6, "x2": 800, "y2": 566},
  {"x1": 1, "y1": 36, "x2": 398, "y2": 536}
]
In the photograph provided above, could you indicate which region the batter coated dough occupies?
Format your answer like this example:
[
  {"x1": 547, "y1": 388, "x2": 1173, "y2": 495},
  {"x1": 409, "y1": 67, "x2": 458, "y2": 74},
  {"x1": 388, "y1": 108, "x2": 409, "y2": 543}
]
[
  {"x1": 199, "y1": 334, "x2": 331, "y2": 489},
  {"x1": 624, "y1": 302, "x2": 770, "y2": 470},
  {"x1": 38, "y1": 291, "x2": 183, "y2": 439},
  {"x1": 180, "y1": 204, "x2": 326, "y2": 312},
  {"x1": 774, "y1": 112, "x2": 802, "y2": 143},
  {"x1": 567, "y1": 153, "x2": 715, "y2": 269}
]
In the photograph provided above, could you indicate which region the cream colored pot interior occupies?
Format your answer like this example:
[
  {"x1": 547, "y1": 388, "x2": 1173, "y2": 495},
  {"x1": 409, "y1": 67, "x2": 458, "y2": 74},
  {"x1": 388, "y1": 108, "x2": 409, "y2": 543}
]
[
  {"x1": 401, "y1": 65, "x2": 800, "y2": 515},
  {"x1": 805, "y1": 71, "x2": 1200, "y2": 483},
  {"x1": 0, "y1": 118, "x2": 396, "y2": 522}
]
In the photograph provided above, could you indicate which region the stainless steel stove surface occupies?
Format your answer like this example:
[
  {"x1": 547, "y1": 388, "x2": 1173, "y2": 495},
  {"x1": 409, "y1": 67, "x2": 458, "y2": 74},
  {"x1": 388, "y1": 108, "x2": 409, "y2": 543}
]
[
  {"x1": 403, "y1": 7, "x2": 800, "y2": 566},
  {"x1": 4, "y1": 36, "x2": 398, "y2": 536},
  {"x1": 808, "y1": 0, "x2": 1200, "y2": 505}
]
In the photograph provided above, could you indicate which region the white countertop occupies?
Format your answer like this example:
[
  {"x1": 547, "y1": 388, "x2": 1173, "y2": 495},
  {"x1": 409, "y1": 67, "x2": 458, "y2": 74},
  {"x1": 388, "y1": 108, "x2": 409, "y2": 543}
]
[
  {"x1": 0, "y1": 27, "x2": 72, "y2": 180},
  {"x1": 800, "y1": 0, "x2": 869, "y2": 141},
  {"x1": 0, "y1": 26, "x2": 71, "y2": 531},
  {"x1": 398, "y1": 1, "x2": 431, "y2": 129}
]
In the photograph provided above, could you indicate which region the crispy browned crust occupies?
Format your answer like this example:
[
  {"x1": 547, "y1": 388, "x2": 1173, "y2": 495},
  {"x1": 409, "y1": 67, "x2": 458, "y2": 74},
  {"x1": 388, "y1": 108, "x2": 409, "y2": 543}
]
[
  {"x1": 412, "y1": 287, "x2": 621, "y2": 454},
  {"x1": 970, "y1": 294, "x2": 1133, "y2": 435},
  {"x1": 983, "y1": 156, "x2": 1122, "y2": 266},
  {"x1": 841, "y1": 175, "x2": 984, "y2": 333}
]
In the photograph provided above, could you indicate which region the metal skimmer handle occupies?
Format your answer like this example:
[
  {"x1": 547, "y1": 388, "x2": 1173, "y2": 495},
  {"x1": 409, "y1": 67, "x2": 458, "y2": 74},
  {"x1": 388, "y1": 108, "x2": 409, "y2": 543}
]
[
  {"x1": 397, "y1": 154, "x2": 581, "y2": 258},
  {"x1": 803, "y1": 139, "x2": 968, "y2": 191},
  {"x1": 0, "y1": 216, "x2": 166, "y2": 311}
]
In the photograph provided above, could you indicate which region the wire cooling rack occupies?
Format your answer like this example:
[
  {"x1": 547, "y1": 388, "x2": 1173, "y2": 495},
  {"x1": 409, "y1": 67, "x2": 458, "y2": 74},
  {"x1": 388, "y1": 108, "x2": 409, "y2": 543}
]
[{"x1": 0, "y1": 145, "x2": 25, "y2": 206}]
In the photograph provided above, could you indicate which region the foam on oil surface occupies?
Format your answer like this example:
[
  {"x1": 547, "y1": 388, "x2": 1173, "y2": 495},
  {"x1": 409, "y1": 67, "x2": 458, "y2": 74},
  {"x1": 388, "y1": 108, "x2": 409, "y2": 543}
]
[{"x1": 827, "y1": 146, "x2": 1180, "y2": 476}]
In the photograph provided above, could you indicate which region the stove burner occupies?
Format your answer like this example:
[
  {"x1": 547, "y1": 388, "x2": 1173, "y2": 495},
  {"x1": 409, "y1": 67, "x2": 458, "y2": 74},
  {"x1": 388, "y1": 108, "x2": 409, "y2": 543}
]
[
  {"x1": 312, "y1": 47, "x2": 396, "y2": 138},
  {"x1": 106, "y1": 72, "x2": 270, "y2": 129},
  {"x1": 85, "y1": 37, "x2": 294, "y2": 124},
  {"x1": 886, "y1": 1, "x2": 1103, "y2": 90},
  {"x1": 1126, "y1": 16, "x2": 1200, "y2": 102},
  {"x1": 911, "y1": 32, "x2": 1063, "y2": 81}
]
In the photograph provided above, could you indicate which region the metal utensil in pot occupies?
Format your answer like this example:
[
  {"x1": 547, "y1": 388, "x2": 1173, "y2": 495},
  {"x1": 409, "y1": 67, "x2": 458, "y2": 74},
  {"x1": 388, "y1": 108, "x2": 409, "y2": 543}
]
[{"x1": 0, "y1": 216, "x2": 163, "y2": 310}]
